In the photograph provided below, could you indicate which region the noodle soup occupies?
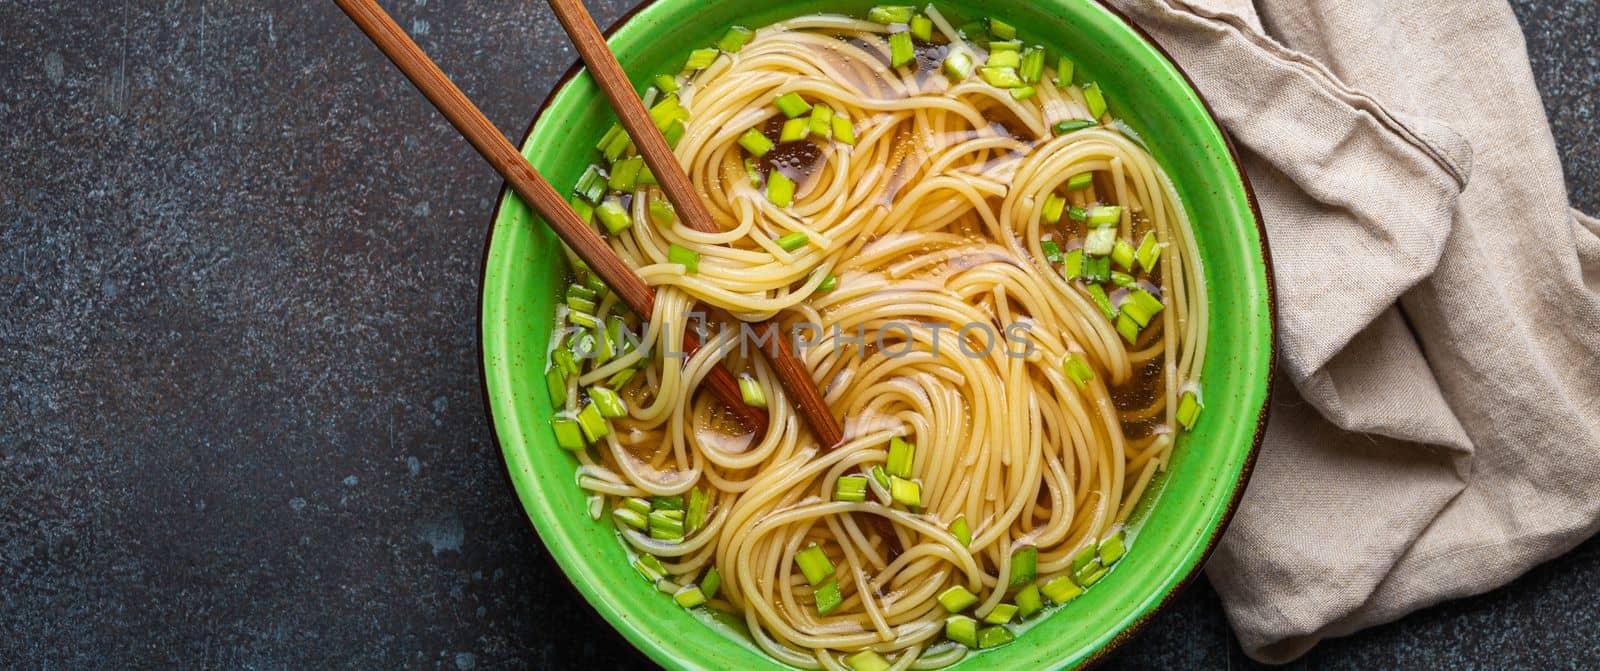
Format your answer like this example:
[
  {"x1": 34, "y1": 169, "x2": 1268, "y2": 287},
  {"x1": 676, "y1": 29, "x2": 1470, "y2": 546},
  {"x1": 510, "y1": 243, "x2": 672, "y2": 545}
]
[{"x1": 540, "y1": 5, "x2": 1205, "y2": 669}]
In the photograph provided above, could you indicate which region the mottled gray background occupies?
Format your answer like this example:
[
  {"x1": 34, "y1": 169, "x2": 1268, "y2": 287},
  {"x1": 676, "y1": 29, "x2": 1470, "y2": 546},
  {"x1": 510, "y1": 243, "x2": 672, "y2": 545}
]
[{"x1": 0, "y1": 1, "x2": 1594, "y2": 669}]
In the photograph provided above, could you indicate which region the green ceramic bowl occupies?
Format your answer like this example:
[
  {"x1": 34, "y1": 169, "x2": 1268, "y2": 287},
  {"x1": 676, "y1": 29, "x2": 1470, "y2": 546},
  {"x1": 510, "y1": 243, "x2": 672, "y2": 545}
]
[{"x1": 482, "y1": 1, "x2": 1274, "y2": 668}]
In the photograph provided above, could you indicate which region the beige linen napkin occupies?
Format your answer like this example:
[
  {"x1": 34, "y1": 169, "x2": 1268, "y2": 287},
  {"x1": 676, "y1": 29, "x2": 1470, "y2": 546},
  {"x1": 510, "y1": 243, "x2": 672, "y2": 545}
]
[{"x1": 1105, "y1": 0, "x2": 1600, "y2": 662}]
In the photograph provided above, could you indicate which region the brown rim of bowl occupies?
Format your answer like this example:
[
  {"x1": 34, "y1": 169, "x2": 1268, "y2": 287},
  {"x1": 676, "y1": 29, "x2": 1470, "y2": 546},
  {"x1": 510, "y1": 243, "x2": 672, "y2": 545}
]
[{"x1": 474, "y1": 1, "x2": 1278, "y2": 668}]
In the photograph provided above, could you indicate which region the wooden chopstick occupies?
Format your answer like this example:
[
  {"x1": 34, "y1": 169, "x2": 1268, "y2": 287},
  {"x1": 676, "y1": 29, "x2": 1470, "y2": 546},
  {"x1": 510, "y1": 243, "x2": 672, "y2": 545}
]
[
  {"x1": 547, "y1": 0, "x2": 846, "y2": 449},
  {"x1": 332, "y1": 0, "x2": 765, "y2": 429}
]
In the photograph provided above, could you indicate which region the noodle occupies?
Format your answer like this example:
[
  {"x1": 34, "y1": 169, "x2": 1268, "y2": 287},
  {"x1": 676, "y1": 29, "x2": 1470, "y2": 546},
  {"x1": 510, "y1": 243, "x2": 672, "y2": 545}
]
[{"x1": 547, "y1": 11, "x2": 1206, "y2": 668}]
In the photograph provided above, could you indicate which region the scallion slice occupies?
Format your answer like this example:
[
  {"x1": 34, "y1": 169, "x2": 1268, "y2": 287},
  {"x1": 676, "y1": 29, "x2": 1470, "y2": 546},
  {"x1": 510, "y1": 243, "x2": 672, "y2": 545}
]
[
  {"x1": 738, "y1": 127, "x2": 774, "y2": 157},
  {"x1": 779, "y1": 117, "x2": 809, "y2": 143},
  {"x1": 595, "y1": 199, "x2": 631, "y2": 234},
  {"x1": 1063, "y1": 249, "x2": 1084, "y2": 280},
  {"x1": 1083, "y1": 81, "x2": 1107, "y2": 119},
  {"x1": 654, "y1": 74, "x2": 680, "y2": 94},
  {"x1": 943, "y1": 49, "x2": 974, "y2": 80},
  {"x1": 686, "y1": 488, "x2": 709, "y2": 534},
  {"x1": 766, "y1": 171, "x2": 796, "y2": 208},
  {"x1": 623, "y1": 497, "x2": 651, "y2": 516},
  {"x1": 985, "y1": 603, "x2": 1018, "y2": 625},
  {"x1": 834, "y1": 475, "x2": 869, "y2": 502},
  {"x1": 986, "y1": 49, "x2": 1020, "y2": 69},
  {"x1": 546, "y1": 367, "x2": 567, "y2": 406},
  {"x1": 795, "y1": 544, "x2": 835, "y2": 585},
  {"x1": 608, "y1": 156, "x2": 643, "y2": 192},
  {"x1": 1019, "y1": 48, "x2": 1045, "y2": 83},
  {"x1": 949, "y1": 515, "x2": 971, "y2": 546},
  {"x1": 743, "y1": 157, "x2": 763, "y2": 187},
  {"x1": 574, "y1": 164, "x2": 608, "y2": 203},
  {"x1": 1136, "y1": 231, "x2": 1161, "y2": 272},
  {"x1": 988, "y1": 39, "x2": 1021, "y2": 52},
  {"x1": 1009, "y1": 546, "x2": 1037, "y2": 587},
  {"x1": 576, "y1": 402, "x2": 610, "y2": 442},
  {"x1": 673, "y1": 584, "x2": 707, "y2": 608},
  {"x1": 938, "y1": 585, "x2": 979, "y2": 612},
  {"x1": 776, "y1": 231, "x2": 809, "y2": 252},
  {"x1": 808, "y1": 104, "x2": 834, "y2": 140},
  {"x1": 683, "y1": 48, "x2": 718, "y2": 71},
  {"x1": 716, "y1": 26, "x2": 754, "y2": 52},
  {"x1": 1066, "y1": 172, "x2": 1094, "y2": 192},
  {"x1": 633, "y1": 554, "x2": 667, "y2": 583},
  {"x1": 1084, "y1": 255, "x2": 1111, "y2": 283},
  {"x1": 1062, "y1": 352, "x2": 1094, "y2": 389},
  {"x1": 607, "y1": 366, "x2": 637, "y2": 389},
  {"x1": 1040, "y1": 238, "x2": 1064, "y2": 264},
  {"x1": 886, "y1": 436, "x2": 915, "y2": 478},
  {"x1": 833, "y1": 114, "x2": 855, "y2": 145},
  {"x1": 1056, "y1": 56, "x2": 1076, "y2": 87},
  {"x1": 870, "y1": 465, "x2": 890, "y2": 489},
  {"x1": 648, "y1": 197, "x2": 676, "y2": 227},
  {"x1": 566, "y1": 294, "x2": 596, "y2": 315},
  {"x1": 988, "y1": 17, "x2": 1017, "y2": 40},
  {"x1": 1087, "y1": 205, "x2": 1123, "y2": 227},
  {"x1": 1041, "y1": 575, "x2": 1083, "y2": 604},
  {"x1": 945, "y1": 615, "x2": 979, "y2": 648},
  {"x1": 978, "y1": 625, "x2": 1015, "y2": 649},
  {"x1": 1111, "y1": 238, "x2": 1136, "y2": 270},
  {"x1": 1051, "y1": 119, "x2": 1096, "y2": 136},
  {"x1": 661, "y1": 118, "x2": 687, "y2": 149},
  {"x1": 589, "y1": 386, "x2": 627, "y2": 418},
  {"x1": 773, "y1": 92, "x2": 812, "y2": 118},
  {"x1": 815, "y1": 579, "x2": 842, "y2": 615},
  {"x1": 1176, "y1": 391, "x2": 1201, "y2": 429},
  {"x1": 1115, "y1": 313, "x2": 1140, "y2": 344},
  {"x1": 700, "y1": 566, "x2": 722, "y2": 599},
  {"x1": 738, "y1": 374, "x2": 767, "y2": 408},
  {"x1": 1014, "y1": 584, "x2": 1044, "y2": 618},
  {"x1": 843, "y1": 647, "x2": 887, "y2": 671},
  {"x1": 569, "y1": 196, "x2": 595, "y2": 226},
  {"x1": 1009, "y1": 85, "x2": 1036, "y2": 101},
  {"x1": 668, "y1": 243, "x2": 699, "y2": 274},
  {"x1": 979, "y1": 66, "x2": 1023, "y2": 88},
  {"x1": 817, "y1": 273, "x2": 839, "y2": 292},
  {"x1": 613, "y1": 507, "x2": 648, "y2": 531},
  {"x1": 1085, "y1": 284, "x2": 1116, "y2": 320},
  {"x1": 653, "y1": 495, "x2": 684, "y2": 510},
  {"x1": 909, "y1": 15, "x2": 933, "y2": 41},
  {"x1": 1099, "y1": 529, "x2": 1127, "y2": 565},
  {"x1": 1122, "y1": 289, "x2": 1165, "y2": 327},
  {"x1": 889, "y1": 31, "x2": 914, "y2": 68},
  {"x1": 889, "y1": 476, "x2": 921, "y2": 508},
  {"x1": 552, "y1": 417, "x2": 585, "y2": 450},
  {"x1": 1085, "y1": 227, "x2": 1116, "y2": 256},
  {"x1": 867, "y1": 5, "x2": 915, "y2": 24},
  {"x1": 649, "y1": 509, "x2": 685, "y2": 540},
  {"x1": 1042, "y1": 193, "x2": 1066, "y2": 223}
]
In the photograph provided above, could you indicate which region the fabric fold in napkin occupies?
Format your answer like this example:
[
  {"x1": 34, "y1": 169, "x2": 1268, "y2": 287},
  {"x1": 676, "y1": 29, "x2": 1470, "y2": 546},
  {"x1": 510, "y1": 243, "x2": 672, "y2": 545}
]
[{"x1": 1107, "y1": 0, "x2": 1600, "y2": 662}]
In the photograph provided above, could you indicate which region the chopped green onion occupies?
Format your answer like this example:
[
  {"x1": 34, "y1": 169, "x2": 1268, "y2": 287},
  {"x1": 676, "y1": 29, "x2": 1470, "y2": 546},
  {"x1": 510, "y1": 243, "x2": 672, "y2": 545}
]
[
  {"x1": 744, "y1": 157, "x2": 763, "y2": 187},
  {"x1": 738, "y1": 127, "x2": 774, "y2": 156},
  {"x1": 624, "y1": 497, "x2": 652, "y2": 515},
  {"x1": 834, "y1": 475, "x2": 869, "y2": 502},
  {"x1": 889, "y1": 31, "x2": 915, "y2": 68},
  {"x1": 977, "y1": 625, "x2": 1014, "y2": 649},
  {"x1": 687, "y1": 488, "x2": 710, "y2": 533},
  {"x1": 1176, "y1": 391, "x2": 1201, "y2": 429},
  {"x1": 576, "y1": 403, "x2": 610, "y2": 442},
  {"x1": 773, "y1": 92, "x2": 812, "y2": 118},
  {"x1": 1062, "y1": 352, "x2": 1095, "y2": 389},
  {"x1": 949, "y1": 515, "x2": 971, "y2": 547},
  {"x1": 886, "y1": 437, "x2": 915, "y2": 478},
  {"x1": 649, "y1": 94, "x2": 689, "y2": 130},
  {"x1": 701, "y1": 566, "x2": 722, "y2": 599},
  {"x1": 738, "y1": 375, "x2": 767, "y2": 408},
  {"x1": 809, "y1": 104, "x2": 834, "y2": 140},
  {"x1": 945, "y1": 615, "x2": 979, "y2": 648},
  {"x1": 662, "y1": 118, "x2": 687, "y2": 149},
  {"x1": 988, "y1": 17, "x2": 1017, "y2": 40},
  {"x1": 938, "y1": 585, "x2": 979, "y2": 613},
  {"x1": 574, "y1": 164, "x2": 608, "y2": 203},
  {"x1": 1019, "y1": 48, "x2": 1045, "y2": 83},
  {"x1": 649, "y1": 509, "x2": 685, "y2": 540},
  {"x1": 979, "y1": 66, "x2": 1023, "y2": 88},
  {"x1": 1041, "y1": 575, "x2": 1083, "y2": 604},
  {"x1": 1083, "y1": 81, "x2": 1107, "y2": 118},
  {"x1": 776, "y1": 231, "x2": 809, "y2": 252},
  {"x1": 817, "y1": 273, "x2": 839, "y2": 292},
  {"x1": 1136, "y1": 231, "x2": 1162, "y2": 272},
  {"x1": 1086, "y1": 284, "x2": 1116, "y2": 321},
  {"x1": 569, "y1": 196, "x2": 595, "y2": 226},
  {"x1": 986, "y1": 49, "x2": 1020, "y2": 69},
  {"x1": 717, "y1": 26, "x2": 754, "y2": 52},
  {"x1": 795, "y1": 544, "x2": 835, "y2": 585},
  {"x1": 649, "y1": 197, "x2": 676, "y2": 227},
  {"x1": 1063, "y1": 249, "x2": 1084, "y2": 279},
  {"x1": 815, "y1": 579, "x2": 843, "y2": 615},
  {"x1": 909, "y1": 15, "x2": 933, "y2": 41},
  {"x1": 1099, "y1": 529, "x2": 1127, "y2": 565},
  {"x1": 552, "y1": 417, "x2": 585, "y2": 450},
  {"x1": 843, "y1": 649, "x2": 889, "y2": 671},
  {"x1": 633, "y1": 554, "x2": 667, "y2": 582},
  {"x1": 1068, "y1": 205, "x2": 1088, "y2": 222},
  {"x1": 568, "y1": 282, "x2": 597, "y2": 300},
  {"x1": 1009, "y1": 546, "x2": 1038, "y2": 588},
  {"x1": 779, "y1": 117, "x2": 810, "y2": 143},
  {"x1": 653, "y1": 495, "x2": 684, "y2": 510},
  {"x1": 654, "y1": 74, "x2": 681, "y2": 94},
  {"x1": 889, "y1": 476, "x2": 921, "y2": 508},
  {"x1": 1009, "y1": 85, "x2": 1036, "y2": 101},
  {"x1": 595, "y1": 123, "x2": 625, "y2": 157},
  {"x1": 668, "y1": 243, "x2": 700, "y2": 274},
  {"x1": 1087, "y1": 205, "x2": 1123, "y2": 227},
  {"x1": 1040, "y1": 238, "x2": 1064, "y2": 264},
  {"x1": 984, "y1": 603, "x2": 1018, "y2": 625},
  {"x1": 1084, "y1": 255, "x2": 1111, "y2": 283},
  {"x1": 546, "y1": 367, "x2": 567, "y2": 406},
  {"x1": 955, "y1": 20, "x2": 989, "y2": 41},
  {"x1": 595, "y1": 199, "x2": 631, "y2": 234},
  {"x1": 684, "y1": 48, "x2": 718, "y2": 70},
  {"x1": 1014, "y1": 584, "x2": 1044, "y2": 618},
  {"x1": 1078, "y1": 565, "x2": 1109, "y2": 586},
  {"x1": 566, "y1": 294, "x2": 596, "y2": 315},
  {"x1": 1085, "y1": 227, "x2": 1116, "y2": 256},
  {"x1": 674, "y1": 584, "x2": 707, "y2": 608},
  {"x1": 613, "y1": 507, "x2": 648, "y2": 531},
  {"x1": 766, "y1": 171, "x2": 796, "y2": 207},
  {"x1": 988, "y1": 39, "x2": 1021, "y2": 52},
  {"x1": 589, "y1": 386, "x2": 627, "y2": 418},
  {"x1": 609, "y1": 156, "x2": 643, "y2": 191},
  {"x1": 607, "y1": 366, "x2": 637, "y2": 389},
  {"x1": 1066, "y1": 172, "x2": 1094, "y2": 192},
  {"x1": 1111, "y1": 238, "x2": 1136, "y2": 270},
  {"x1": 637, "y1": 164, "x2": 657, "y2": 187},
  {"x1": 1051, "y1": 119, "x2": 1097, "y2": 136},
  {"x1": 867, "y1": 5, "x2": 915, "y2": 23},
  {"x1": 1122, "y1": 289, "x2": 1165, "y2": 328},
  {"x1": 1056, "y1": 56, "x2": 1076, "y2": 87},
  {"x1": 1116, "y1": 313, "x2": 1140, "y2": 344},
  {"x1": 833, "y1": 115, "x2": 856, "y2": 145},
  {"x1": 1042, "y1": 193, "x2": 1066, "y2": 224},
  {"x1": 554, "y1": 348, "x2": 579, "y2": 376},
  {"x1": 943, "y1": 49, "x2": 975, "y2": 80},
  {"x1": 870, "y1": 465, "x2": 890, "y2": 489}
]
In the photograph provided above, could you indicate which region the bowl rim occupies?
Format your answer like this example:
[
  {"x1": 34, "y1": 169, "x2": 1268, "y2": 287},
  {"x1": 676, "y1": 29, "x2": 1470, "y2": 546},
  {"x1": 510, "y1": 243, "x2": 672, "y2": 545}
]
[{"x1": 476, "y1": 1, "x2": 1276, "y2": 667}]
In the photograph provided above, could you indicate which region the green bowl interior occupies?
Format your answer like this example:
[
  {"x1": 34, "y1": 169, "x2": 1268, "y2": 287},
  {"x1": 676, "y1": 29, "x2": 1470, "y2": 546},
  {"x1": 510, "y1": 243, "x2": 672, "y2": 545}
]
[{"x1": 482, "y1": 1, "x2": 1272, "y2": 668}]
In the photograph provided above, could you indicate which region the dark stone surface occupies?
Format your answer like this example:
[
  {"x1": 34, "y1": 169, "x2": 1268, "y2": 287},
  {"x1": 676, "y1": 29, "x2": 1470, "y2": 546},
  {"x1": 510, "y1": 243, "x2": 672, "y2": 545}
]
[{"x1": 0, "y1": 1, "x2": 1592, "y2": 669}]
